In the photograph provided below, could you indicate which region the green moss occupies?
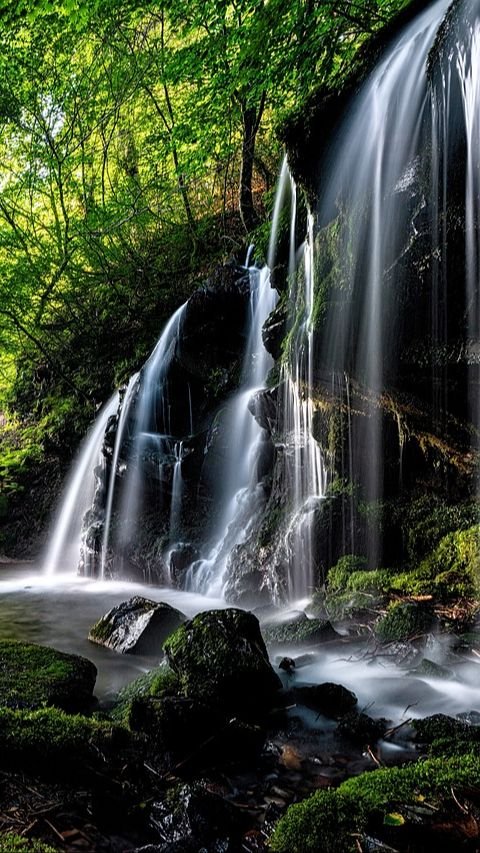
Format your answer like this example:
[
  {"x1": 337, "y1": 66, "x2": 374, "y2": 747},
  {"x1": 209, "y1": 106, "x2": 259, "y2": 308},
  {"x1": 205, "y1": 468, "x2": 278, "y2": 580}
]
[
  {"x1": 400, "y1": 497, "x2": 479, "y2": 565},
  {"x1": 111, "y1": 663, "x2": 180, "y2": 723},
  {"x1": 0, "y1": 706, "x2": 131, "y2": 775},
  {"x1": 269, "y1": 754, "x2": 480, "y2": 853},
  {"x1": 0, "y1": 640, "x2": 96, "y2": 711},
  {"x1": 325, "y1": 590, "x2": 382, "y2": 621},
  {"x1": 0, "y1": 835, "x2": 57, "y2": 852},
  {"x1": 375, "y1": 601, "x2": 434, "y2": 642},
  {"x1": 327, "y1": 555, "x2": 368, "y2": 591},
  {"x1": 262, "y1": 618, "x2": 336, "y2": 646}
]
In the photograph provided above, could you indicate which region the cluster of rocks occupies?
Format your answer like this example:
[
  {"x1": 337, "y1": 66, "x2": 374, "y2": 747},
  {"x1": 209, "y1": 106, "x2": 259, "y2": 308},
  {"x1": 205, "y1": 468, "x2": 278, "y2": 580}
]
[{"x1": 1, "y1": 595, "x2": 479, "y2": 851}]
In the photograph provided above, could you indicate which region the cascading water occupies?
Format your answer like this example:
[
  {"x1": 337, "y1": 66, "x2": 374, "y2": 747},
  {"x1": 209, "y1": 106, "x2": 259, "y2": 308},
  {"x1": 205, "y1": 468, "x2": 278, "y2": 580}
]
[
  {"x1": 186, "y1": 262, "x2": 278, "y2": 596},
  {"x1": 108, "y1": 303, "x2": 188, "y2": 574},
  {"x1": 311, "y1": 0, "x2": 464, "y2": 567},
  {"x1": 280, "y1": 180, "x2": 327, "y2": 600},
  {"x1": 43, "y1": 393, "x2": 119, "y2": 575},
  {"x1": 44, "y1": 0, "x2": 480, "y2": 605}
]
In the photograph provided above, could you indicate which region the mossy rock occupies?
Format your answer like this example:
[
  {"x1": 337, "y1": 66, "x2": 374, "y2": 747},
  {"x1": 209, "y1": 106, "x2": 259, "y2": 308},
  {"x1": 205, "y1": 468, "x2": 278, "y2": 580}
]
[
  {"x1": 0, "y1": 835, "x2": 57, "y2": 852},
  {"x1": 111, "y1": 662, "x2": 180, "y2": 723},
  {"x1": 0, "y1": 706, "x2": 132, "y2": 777},
  {"x1": 412, "y1": 713, "x2": 473, "y2": 743},
  {"x1": 164, "y1": 608, "x2": 282, "y2": 718},
  {"x1": 326, "y1": 555, "x2": 368, "y2": 591},
  {"x1": 262, "y1": 615, "x2": 338, "y2": 646},
  {"x1": 375, "y1": 602, "x2": 436, "y2": 643},
  {"x1": 269, "y1": 753, "x2": 480, "y2": 852},
  {"x1": 0, "y1": 640, "x2": 97, "y2": 711},
  {"x1": 409, "y1": 658, "x2": 453, "y2": 680},
  {"x1": 88, "y1": 595, "x2": 186, "y2": 655}
]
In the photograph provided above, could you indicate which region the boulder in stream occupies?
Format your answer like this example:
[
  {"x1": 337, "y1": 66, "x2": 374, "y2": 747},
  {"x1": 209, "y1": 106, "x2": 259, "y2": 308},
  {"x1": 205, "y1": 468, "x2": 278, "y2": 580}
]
[
  {"x1": 88, "y1": 596, "x2": 186, "y2": 655},
  {"x1": 164, "y1": 608, "x2": 282, "y2": 717}
]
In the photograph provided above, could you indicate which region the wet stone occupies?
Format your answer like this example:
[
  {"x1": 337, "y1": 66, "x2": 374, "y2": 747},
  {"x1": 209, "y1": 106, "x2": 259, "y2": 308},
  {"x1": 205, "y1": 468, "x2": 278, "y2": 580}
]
[{"x1": 88, "y1": 596, "x2": 186, "y2": 655}]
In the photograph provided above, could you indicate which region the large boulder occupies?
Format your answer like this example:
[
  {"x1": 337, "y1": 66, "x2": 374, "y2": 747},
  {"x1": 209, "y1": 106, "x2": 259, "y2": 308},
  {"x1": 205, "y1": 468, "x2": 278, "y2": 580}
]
[
  {"x1": 0, "y1": 640, "x2": 97, "y2": 712},
  {"x1": 88, "y1": 596, "x2": 186, "y2": 655},
  {"x1": 164, "y1": 608, "x2": 282, "y2": 717}
]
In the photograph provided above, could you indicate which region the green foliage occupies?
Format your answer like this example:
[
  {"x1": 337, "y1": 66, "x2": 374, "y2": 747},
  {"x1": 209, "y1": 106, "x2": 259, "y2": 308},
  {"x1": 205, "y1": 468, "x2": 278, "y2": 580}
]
[
  {"x1": 269, "y1": 753, "x2": 480, "y2": 852},
  {"x1": 327, "y1": 554, "x2": 368, "y2": 590}
]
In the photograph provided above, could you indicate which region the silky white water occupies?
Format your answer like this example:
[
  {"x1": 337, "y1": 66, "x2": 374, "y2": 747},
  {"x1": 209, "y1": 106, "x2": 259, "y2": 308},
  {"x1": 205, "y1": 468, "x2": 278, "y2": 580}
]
[
  {"x1": 186, "y1": 263, "x2": 278, "y2": 595},
  {"x1": 43, "y1": 394, "x2": 119, "y2": 575}
]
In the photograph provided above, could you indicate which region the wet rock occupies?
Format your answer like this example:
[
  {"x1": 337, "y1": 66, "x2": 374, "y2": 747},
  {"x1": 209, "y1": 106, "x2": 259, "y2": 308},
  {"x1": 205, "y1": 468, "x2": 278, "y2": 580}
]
[
  {"x1": 0, "y1": 640, "x2": 97, "y2": 712},
  {"x1": 88, "y1": 596, "x2": 186, "y2": 655},
  {"x1": 337, "y1": 711, "x2": 388, "y2": 744},
  {"x1": 279, "y1": 657, "x2": 296, "y2": 673},
  {"x1": 375, "y1": 601, "x2": 437, "y2": 643},
  {"x1": 167, "y1": 543, "x2": 200, "y2": 586},
  {"x1": 293, "y1": 682, "x2": 358, "y2": 718},
  {"x1": 409, "y1": 657, "x2": 454, "y2": 679},
  {"x1": 164, "y1": 608, "x2": 282, "y2": 718},
  {"x1": 149, "y1": 782, "x2": 243, "y2": 851},
  {"x1": 262, "y1": 613, "x2": 339, "y2": 646},
  {"x1": 412, "y1": 713, "x2": 473, "y2": 743}
]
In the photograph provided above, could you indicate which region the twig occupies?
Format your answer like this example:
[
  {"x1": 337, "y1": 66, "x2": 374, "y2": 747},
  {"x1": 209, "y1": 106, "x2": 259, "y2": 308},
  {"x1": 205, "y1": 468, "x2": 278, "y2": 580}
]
[
  {"x1": 384, "y1": 718, "x2": 413, "y2": 739},
  {"x1": 366, "y1": 745, "x2": 383, "y2": 768},
  {"x1": 403, "y1": 702, "x2": 418, "y2": 717},
  {"x1": 450, "y1": 786, "x2": 469, "y2": 814},
  {"x1": 43, "y1": 817, "x2": 65, "y2": 842}
]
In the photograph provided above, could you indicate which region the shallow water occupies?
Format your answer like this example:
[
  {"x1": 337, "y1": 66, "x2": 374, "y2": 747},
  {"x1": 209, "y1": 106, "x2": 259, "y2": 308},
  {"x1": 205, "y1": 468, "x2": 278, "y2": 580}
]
[
  {"x1": 0, "y1": 563, "x2": 226, "y2": 704},
  {"x1": 1, "y1": 564, "x2": 479, "y2": 723}
]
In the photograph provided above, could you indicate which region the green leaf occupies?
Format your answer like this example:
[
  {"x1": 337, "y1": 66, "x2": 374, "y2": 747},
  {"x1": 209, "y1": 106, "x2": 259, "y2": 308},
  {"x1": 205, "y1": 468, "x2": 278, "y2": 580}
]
[{"x1": 383, "y1": 812, "x2": 405, "y2": 826}]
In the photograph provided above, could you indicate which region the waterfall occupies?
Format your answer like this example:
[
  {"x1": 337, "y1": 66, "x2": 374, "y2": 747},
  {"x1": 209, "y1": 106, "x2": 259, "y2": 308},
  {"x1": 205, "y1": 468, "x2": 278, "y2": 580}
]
[
  {"x1": 312, "y1": 0, "x2": 455, "y2": 566},
  {"x1": 43, "y1": 394, "x2": 119, "y2": 575},
  {"x1": 280, "y1": 182, "x2": 327, "y2": 599},
  {"x1": 186, "y1": 262, "x2": 278, "y2": 596},
  {"x1": 45, "y1": 304, "x2": 188, "y2": 580}
]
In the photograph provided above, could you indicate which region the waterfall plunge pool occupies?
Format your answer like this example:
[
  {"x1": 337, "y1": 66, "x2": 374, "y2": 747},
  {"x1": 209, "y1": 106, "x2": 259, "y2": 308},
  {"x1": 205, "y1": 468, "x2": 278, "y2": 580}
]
[{"x1": 1, "y1": 562, "x2": 479, "y2": 728}]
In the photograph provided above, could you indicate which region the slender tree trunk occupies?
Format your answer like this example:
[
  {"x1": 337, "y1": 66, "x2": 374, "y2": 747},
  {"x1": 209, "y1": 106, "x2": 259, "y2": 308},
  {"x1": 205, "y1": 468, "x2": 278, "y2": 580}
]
[{"x1": 239, "y1": 103, "x2": 262, "y2": 233}]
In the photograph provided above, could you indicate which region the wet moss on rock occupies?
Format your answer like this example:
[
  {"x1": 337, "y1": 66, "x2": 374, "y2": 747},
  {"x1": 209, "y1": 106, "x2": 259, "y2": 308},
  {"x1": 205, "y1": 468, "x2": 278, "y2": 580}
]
[
  {"x1": 0, "y1": 706, "x2": 132, "y2": 776},
  {"x1": 269, "y1": 753, "x2": 480, "y2": 853},
  {"x1": 0, "y1": 640, "x2": 97, "y2": 712},
  {"x1": 111, "y1": 662, "x2": 180, "y2": 724},
  {"x1": 164, "y1": 608, "x2": 282, "y2": 718},
  {"x1": 375, "y1": 601, "x2": 436, "y2": 643}
]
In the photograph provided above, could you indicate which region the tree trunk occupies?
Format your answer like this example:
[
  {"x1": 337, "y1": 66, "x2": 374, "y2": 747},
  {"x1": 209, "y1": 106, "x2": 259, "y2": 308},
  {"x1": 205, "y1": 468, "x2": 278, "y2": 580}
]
[{"x1": 239, "y1": 105, "x2": 260, "y2": 233}]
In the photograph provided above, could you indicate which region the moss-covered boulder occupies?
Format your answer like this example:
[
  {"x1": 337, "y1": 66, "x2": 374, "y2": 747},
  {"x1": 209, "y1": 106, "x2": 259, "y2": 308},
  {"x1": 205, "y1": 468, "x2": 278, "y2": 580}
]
[
  {"x1": 269, "y1": 753, "x2": 480, "y2": 852},
  {"x1": 0, "y1": 640, "x2": 96, "y2": 712},
  {"x1": 0, "y1": 706, "x2": 132, "y2": 776},
  {"x1": 163, "y1": 608, "x2": 282, "y2": 717},
  {"x1": 375, "y1": 601, "x2": 436, "y2": 643},
  {"x1": 88, "y1": 596, "x2": 186, "y2": 655},
  {"x1": 293, "y1": 683, "x2": 357, "y2": 719}
]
